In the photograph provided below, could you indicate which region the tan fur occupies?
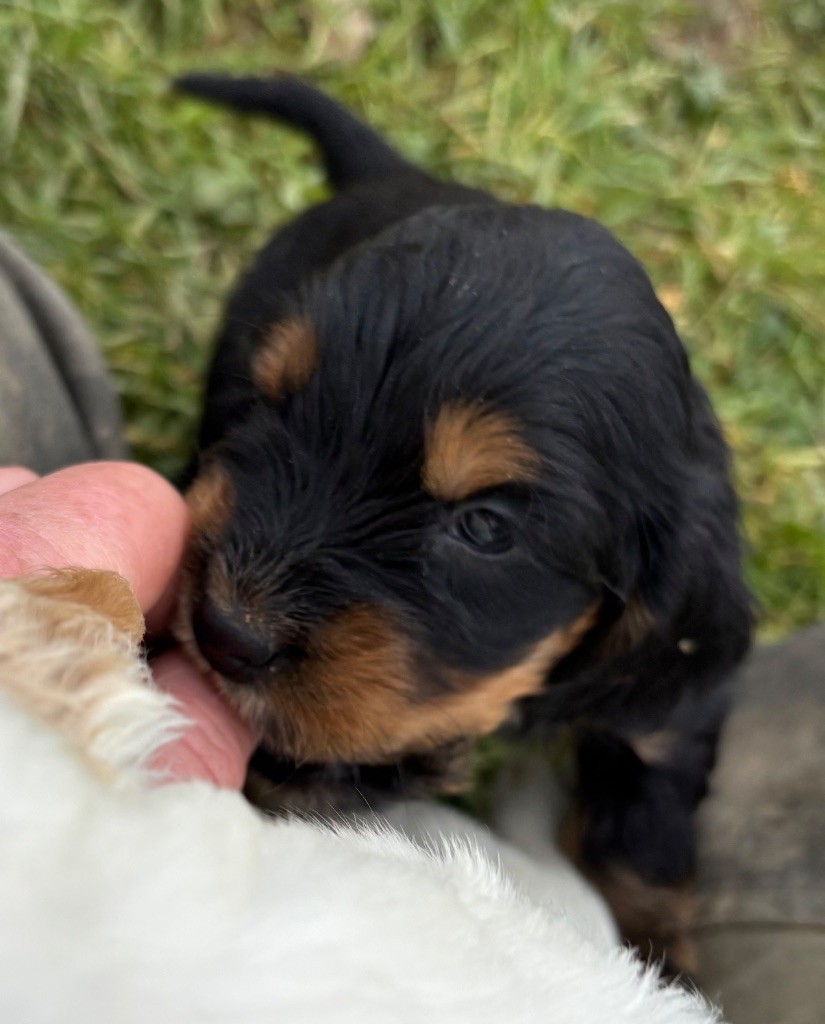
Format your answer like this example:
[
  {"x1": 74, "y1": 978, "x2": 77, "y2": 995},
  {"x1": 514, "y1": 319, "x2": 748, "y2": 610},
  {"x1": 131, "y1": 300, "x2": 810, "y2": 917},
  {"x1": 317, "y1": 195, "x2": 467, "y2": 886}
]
[
  {"x1": 192, "y1": 602, "x2": 598, "y2": 765},
  {"x1": 423, "y1": 402, "x2": 540, "y2": 502},
  {"x1": 390, "y1": 605, "x2": 599, "y2": 754},
  {"x1": 20, "y1": 568, "x2": 145, "y2": 644},
  {"x1": 270, "y1": 605, "x2": 414, "y2": 762},
  {"x1": 252, "y1": 317, "x2": 318, "y2": 401},
  {"x1": 0, "y1": 573, "x2": 176, "y2": 780},
  {"x1": 185, "y1": 463, "x2": 234, "y2": 540}
]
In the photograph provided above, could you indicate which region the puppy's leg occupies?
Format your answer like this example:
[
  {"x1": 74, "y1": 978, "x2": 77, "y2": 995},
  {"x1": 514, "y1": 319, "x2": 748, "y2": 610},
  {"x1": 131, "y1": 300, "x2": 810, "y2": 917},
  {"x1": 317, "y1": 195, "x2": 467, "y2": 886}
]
[{"x1": 565, "y1": 684, "x2": 731, "y2": 978}]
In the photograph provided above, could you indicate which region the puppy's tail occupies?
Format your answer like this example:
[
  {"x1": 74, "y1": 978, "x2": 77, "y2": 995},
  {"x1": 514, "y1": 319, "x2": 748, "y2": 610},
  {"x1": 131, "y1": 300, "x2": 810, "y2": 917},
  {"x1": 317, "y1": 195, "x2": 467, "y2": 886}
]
[{"x1": 173, "y1": 73, "x2": 412, "y2": 191}]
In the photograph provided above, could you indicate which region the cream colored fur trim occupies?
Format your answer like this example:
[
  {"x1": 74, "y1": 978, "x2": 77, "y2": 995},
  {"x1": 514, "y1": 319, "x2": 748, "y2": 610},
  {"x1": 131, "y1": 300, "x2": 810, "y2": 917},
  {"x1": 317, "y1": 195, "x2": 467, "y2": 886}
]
[{"x1": 0, "y1": 575, "x2": 182, "y2": 780}]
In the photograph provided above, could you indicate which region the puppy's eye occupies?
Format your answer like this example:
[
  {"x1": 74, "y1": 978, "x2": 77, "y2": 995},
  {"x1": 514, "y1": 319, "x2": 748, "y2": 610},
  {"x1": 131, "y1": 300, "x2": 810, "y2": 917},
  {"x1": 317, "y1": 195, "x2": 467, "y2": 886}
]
[{"x1": 449, "y1": 507, "x2": 514, "y2": 554}]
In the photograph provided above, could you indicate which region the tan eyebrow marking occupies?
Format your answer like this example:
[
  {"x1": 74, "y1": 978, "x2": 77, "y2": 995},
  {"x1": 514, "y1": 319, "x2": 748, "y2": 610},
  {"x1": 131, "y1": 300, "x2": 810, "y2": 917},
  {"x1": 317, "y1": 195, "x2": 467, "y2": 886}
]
[
  {"x1": 251, "y1": 317, "x2": 318, "y2": 400},
  {"x1": 423, "y1": 401, "x2": 540, "y2": 502}
]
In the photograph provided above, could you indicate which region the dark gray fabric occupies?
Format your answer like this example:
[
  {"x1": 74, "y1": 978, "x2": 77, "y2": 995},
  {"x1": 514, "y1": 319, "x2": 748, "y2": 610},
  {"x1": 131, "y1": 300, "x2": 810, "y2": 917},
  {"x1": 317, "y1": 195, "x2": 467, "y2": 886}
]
[
  {"x1": 695, "y1": 624, "x2": 825, "y2": 1024},
  {"x1": 0, "y1": 232, "x2": 126, "y2": 472}
]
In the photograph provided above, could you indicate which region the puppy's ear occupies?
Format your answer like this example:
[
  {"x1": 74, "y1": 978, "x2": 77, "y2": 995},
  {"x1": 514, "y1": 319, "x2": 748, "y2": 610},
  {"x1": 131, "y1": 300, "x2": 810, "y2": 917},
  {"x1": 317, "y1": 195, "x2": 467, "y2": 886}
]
[
  {"x1": 602, "y1": 460, "x2": 752, "y2": 664},
  {"x1": 18, "y1": 569, "x2": 145, "y2": 645},
  {"x1": 596, "y1": 525, "x2": 657, "y2": 657}
]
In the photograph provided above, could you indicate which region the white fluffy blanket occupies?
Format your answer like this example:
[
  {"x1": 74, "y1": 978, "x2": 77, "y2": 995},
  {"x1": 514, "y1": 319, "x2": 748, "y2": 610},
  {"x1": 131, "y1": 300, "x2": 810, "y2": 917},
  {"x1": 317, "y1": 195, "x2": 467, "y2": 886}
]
[{"x1": 0, "y1": 576, "x2": 721, "y2": 1023}]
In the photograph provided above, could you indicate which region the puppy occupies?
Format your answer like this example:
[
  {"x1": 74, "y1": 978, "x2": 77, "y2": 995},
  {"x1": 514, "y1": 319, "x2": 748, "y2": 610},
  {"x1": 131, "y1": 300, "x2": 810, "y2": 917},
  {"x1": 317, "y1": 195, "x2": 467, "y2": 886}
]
[
  {"x1": 0, "y1": 569, "x2": 722, "y2": 1023},
  {"x1": 173, "y1": 73, "x2": 753, "y2": 971}
]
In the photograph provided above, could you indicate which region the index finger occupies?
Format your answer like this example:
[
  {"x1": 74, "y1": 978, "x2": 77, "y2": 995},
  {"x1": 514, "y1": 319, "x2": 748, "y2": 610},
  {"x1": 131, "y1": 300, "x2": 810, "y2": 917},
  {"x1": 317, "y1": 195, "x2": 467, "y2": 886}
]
[{"x1": 0, "y1": 461, "x2": 189, "y2": 623}]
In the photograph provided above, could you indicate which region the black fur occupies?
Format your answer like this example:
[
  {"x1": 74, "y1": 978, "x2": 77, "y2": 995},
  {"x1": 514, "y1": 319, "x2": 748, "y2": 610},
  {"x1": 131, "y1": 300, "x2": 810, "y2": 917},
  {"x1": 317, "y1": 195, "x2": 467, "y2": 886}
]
[{"x1": 174, "y1": 73, "x2": 753, "y2": 942}]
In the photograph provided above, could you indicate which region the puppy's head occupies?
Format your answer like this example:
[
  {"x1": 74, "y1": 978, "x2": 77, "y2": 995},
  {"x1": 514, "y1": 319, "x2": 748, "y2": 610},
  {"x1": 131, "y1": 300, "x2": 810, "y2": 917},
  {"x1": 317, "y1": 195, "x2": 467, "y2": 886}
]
[{"x1": 178, "y1": 205, "x2": 709, "y2": 765}]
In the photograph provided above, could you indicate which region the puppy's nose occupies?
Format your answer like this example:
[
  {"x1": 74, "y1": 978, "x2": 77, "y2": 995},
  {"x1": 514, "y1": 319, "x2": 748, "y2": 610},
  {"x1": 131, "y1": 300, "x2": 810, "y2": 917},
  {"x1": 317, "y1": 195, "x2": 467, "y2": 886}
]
[{"x1": 192, "y1": 596, "x2": 277, "y2": 681}]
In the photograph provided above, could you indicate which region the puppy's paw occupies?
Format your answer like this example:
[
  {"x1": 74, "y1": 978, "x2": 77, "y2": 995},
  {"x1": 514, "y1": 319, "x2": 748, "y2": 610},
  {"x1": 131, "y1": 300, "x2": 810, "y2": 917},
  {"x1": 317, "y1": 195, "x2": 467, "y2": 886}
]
[
  {"x1": 586, "y1": 864, "x2": 699, "y2": 982},
  {"x1": 560, "y1": 800, "x2": 700, "y2": 983}
]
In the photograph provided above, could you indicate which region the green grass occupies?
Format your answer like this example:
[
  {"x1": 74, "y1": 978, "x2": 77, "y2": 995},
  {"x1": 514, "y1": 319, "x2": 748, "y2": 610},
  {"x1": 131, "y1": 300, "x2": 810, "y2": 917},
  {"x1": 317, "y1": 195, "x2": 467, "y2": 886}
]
[{"x1": 1, "y1": 0, "x2": 823, "y2": 639}]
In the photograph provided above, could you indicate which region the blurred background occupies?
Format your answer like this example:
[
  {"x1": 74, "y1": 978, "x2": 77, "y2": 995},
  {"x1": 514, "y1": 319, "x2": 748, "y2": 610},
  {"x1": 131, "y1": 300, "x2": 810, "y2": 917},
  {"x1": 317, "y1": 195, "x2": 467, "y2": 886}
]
[{"x1": 0, "y1": 0, "x2": 822, "y2": 641}]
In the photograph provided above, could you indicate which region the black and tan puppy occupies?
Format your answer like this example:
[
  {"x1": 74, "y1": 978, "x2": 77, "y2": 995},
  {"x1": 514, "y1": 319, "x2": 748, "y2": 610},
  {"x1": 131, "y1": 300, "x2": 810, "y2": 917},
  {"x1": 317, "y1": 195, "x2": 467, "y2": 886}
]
[{"x1": 173, "y1": 74, "x2": 752, "y2": 972}]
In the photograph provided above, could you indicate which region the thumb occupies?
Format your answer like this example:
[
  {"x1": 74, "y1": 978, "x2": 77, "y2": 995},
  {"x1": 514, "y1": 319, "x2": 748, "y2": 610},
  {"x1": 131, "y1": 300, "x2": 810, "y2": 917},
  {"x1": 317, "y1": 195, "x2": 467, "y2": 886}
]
[{"x1": 150, "y1": 650, "x2": 261, "y2": 789}]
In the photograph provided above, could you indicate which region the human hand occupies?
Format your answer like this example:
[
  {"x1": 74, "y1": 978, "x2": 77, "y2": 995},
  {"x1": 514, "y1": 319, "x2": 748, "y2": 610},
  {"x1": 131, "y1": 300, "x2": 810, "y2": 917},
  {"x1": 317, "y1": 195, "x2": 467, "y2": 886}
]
[{"x1": 0, "y1": 462, "x2": 260, "y2": 788}]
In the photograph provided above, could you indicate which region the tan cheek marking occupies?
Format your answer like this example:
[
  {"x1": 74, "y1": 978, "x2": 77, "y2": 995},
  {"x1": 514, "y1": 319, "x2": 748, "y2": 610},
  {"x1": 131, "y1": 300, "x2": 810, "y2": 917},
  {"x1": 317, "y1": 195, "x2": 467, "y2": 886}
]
[
  {"x1": 248, "y1": 604, "x2": 597, "y2": 766},
  {"x1": 18, "y1": 569, "x2": 144, "y2": 644},
  {"x1": 185, "y1": 463, "x2": 234, "y2": 541},
  {"x1": 251, "y1": 317, "x2": 318, "y2": 400},
  {"x1": 390, "y1": 604, "x2": 600, "y2": 754},
  {"x1": 262, "y1": 605, "x2": 414, "y2": 763},
  {"x1": 423, "y1": 401, "x2": 541, "y2": 502}
]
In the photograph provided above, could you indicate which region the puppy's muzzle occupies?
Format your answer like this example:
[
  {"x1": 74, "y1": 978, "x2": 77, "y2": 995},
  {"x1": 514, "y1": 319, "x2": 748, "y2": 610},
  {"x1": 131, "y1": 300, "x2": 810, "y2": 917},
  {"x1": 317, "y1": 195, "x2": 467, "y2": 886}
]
[{"x1": 191, "y1": 595, "x2": 290, "y2": 683}]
